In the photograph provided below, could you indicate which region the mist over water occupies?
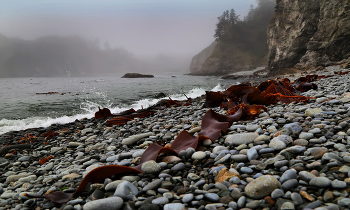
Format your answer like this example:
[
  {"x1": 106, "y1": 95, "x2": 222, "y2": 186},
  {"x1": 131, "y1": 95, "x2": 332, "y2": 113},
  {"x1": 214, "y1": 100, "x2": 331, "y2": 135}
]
[
  {"x1": 0, "y1": 0, "x2": 256, "y2": 77},
  {"x1": 0, "y1": 1, "x2": 255, "y2": 134}
]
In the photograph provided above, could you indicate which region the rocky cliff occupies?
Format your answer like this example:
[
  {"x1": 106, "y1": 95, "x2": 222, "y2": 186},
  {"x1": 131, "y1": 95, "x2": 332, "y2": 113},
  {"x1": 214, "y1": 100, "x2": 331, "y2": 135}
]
[
  {"x1": 268, "y1": 0, "x2": 350, "y2": 70},
  {"x1": 189, "y1": 41, "x2": 217, "y2": 75},
  {"x1": 189, "y1": 41, "x2": 259, "y2": 76}
]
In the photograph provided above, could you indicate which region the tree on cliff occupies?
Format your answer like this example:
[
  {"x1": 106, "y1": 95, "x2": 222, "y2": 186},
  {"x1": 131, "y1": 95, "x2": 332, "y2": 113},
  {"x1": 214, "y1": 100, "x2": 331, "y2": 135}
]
[
  {"x1": 212, "y1": 0, "x2": 275, "y2": 69},
  {"x1": 214, "y1": 0, "x2": 275, "y2": 42}
]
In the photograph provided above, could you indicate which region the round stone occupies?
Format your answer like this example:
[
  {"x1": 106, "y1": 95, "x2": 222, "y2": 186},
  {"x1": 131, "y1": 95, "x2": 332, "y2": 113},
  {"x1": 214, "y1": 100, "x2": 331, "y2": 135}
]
[
  {"x1": 152, "y1": 197, "x2": 169, "y2": 205},
  {"x1": 291, "y1": 193, "x2": 303, "y2": 205},
  {"x1": 171, "y1": 163, "x2": 185, "y2": 171},
  {"x1": 247, "y1": 148, "x2": 258, "y2": 161},
  {"x1": 331, "y1": 180, "x2": 347, "y2": 189},
  {"x1": 305, "y1": 108, "x2": 322, "y2": 117},
  {"x1": 283, "y1": 123, "x2": 302, "y2": 135},
  {"x1": 83, "y1": 197, "x2": 123, "y2": 210},
  {"x1": 113, "y1": 181, "x2": 138, "y2": 200},
  {"x1": 298, "y1": 171, "x2": 316, "y2": 182},
  {"x1": 280, "y1": 169, "x2": 297, "y2": 184},
  {"x1": 237, "y1": 196, "x2": 246, "y2": 208},
  {"x1": 240, "y1": 167, "x2": 253, "y2": 174},
  {"x1": 281, "y1": 202, "x2": 295, "y2": 210},
  {"x1": 269, "y1": 138, "x2": 286, "y2": 150},
  {"x1": 212, "y1": 146, "x2": 229, "y2": 154},
  {"x1": 245, "y1": 175, "x2": 282, "y2": 199},
  {"x1": 141, "y1": 160, "x2": 161, "y2": 174},
  {"x1": 309, "y1": 177, "x2": 331, "y2": 188},
  {"x1": 182, "y1": 194, "x2": 194, "y2": 203},
  {"x1": 18, "y1": 156, "x2": 30, "y2": 162},
  {"x1": 271, "y1": 189, "x2": 284, "y2": 199},
  {"x1": 225, "y1": 133, "x2": 259, "y2": 146},
  {"x1": 299, "y1": 132, "x2": 314, "y2": 140},
  {"x1": 187, "y1": 173, "x2": 200, "y2": 181},
  {"x1": 282, "y1": 179, "x2": 298, "y2": 191},
  {"x1": 164, "y1": 203, "x2": 185, "y2": 210},
  {"x1": 192, "y1": 151, "x2": 206, "y2": 160},
  {"x1": 246, "y1": 124, "x2": 260, "y2": 132},
  {"x1": 204, "y1": 193, "x2": 220, "y2": 202}
]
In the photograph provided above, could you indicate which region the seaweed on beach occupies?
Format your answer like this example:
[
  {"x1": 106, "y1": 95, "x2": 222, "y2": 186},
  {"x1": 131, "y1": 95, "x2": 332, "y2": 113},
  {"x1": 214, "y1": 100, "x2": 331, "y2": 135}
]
[
  {"x1": 24, "y1": 74, "x2": 330, "y2": 204},
  {"x1": 26, "y1": 108, "x2": 242, "y2": 204}
]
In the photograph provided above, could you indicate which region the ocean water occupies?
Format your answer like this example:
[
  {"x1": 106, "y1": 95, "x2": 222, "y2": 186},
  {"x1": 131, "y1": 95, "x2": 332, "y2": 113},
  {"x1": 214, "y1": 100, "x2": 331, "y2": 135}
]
[{"x1": 0, "y1": 74, "x2": 239, "y2": 134}]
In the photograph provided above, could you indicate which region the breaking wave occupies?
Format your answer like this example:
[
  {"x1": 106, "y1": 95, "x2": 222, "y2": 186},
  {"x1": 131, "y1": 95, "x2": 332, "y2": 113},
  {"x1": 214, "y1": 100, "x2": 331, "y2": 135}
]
[{"x1": 0, "y1": 84, "x2": 225, "y2": 135}]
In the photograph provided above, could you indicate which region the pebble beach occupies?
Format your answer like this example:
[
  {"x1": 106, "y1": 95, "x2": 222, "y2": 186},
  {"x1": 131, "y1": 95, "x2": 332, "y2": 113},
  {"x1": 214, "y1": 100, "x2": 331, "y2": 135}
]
[{"x1": 1, "y1": 66, "x2": 350, "y2": 210}]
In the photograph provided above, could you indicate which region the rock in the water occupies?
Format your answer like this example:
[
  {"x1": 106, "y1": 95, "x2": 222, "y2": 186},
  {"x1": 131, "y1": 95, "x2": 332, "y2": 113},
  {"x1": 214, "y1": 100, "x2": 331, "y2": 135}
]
[
  {"x1": 245, "y1": 175, "x2": 282, "y2": 199},
  {"x1": 121, "y1": 73, "x2": 154, "y2": 78}
]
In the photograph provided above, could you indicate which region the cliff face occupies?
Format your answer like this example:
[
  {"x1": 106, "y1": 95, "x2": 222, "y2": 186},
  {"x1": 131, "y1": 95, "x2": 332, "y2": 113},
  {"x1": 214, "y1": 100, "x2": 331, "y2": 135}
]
[
  {"x1": 190, "y1": 41, "x2": 217, "y2": 75},
  {"x1": 190, "y1": 41, "x2": 258, "y2": 76},
  {"x1": 268, "y1": 0, "x2": 350, "y2": 70}
]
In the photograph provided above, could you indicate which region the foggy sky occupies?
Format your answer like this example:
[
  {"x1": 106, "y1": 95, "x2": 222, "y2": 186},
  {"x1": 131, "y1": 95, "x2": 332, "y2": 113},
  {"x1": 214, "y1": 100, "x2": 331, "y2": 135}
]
[{"x1": 1, "y1": 0, "x2": 256, "y2": 57}]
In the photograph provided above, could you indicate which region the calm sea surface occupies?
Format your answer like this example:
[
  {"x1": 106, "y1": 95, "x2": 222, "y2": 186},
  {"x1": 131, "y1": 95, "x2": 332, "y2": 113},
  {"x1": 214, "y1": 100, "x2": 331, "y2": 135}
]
[{"x1": 0, "y1": 74, "x2": 239, "y2": 134}]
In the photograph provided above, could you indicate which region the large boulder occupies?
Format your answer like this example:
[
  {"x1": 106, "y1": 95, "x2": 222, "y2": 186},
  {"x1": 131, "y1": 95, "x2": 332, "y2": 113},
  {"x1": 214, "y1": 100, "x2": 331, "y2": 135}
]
[{"x1": 268, "y1": 0, "x2": 350, "y2": 70}]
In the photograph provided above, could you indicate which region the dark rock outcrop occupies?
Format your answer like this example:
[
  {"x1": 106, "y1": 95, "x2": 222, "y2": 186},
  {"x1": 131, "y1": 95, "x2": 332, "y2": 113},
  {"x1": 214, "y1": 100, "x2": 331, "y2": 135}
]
[
  {"x1": 121, "y1": 73, "x2": 154, "y2": 78},
  {"x1": 268, "y1": 0, "x2": 350, "y2": 70},
  {"x1": 189, "y1": 42, "x2": 217, "y2": 75}
]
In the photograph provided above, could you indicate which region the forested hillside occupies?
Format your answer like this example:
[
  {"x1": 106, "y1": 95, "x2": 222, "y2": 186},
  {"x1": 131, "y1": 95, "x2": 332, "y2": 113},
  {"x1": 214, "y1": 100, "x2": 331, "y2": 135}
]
[{"x1": 190, "y1": 0, "x2": 275, "y2": 75}]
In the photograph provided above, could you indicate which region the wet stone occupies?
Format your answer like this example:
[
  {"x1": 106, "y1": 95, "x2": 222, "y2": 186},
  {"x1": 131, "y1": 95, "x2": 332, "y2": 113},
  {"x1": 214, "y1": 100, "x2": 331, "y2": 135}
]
[
  {"x1": 322, "y1": 153, "x2": 343, "y2": 162},
  {"x1": 192, "y1": 151, "x2": 207, "y2": 160},
  {"x1": 247, "y1": 148, "x2": 258, "y2": 161},
  {"x1": 237, "y1": 196, "x2": 246, "y2": 208},
  {"x1": 113, "y1": 181, "x2": 138, "y2": 200},
  {"x1": 280, "y1": 169, "x2": 297, "y2": 184},
  {"x1": 204, "y1": 193, "x2": 220, "y2": 202},
  {"x1": 163, "y1": 203, "x2": 185, "y2": 210},
  {"x1": 83, "y1": 197, "x2": 123, "y2": 210},
  {"x1": 152, "y1": 197, "x2": 169, "y2": 205},
  {"x1": 225, "y1": 133, "x2": 259, "y2": 146},
  {"x1": 245, "y1": 175, "x2": 282, "y2": 199},
  {"x1": 246, "y1": 200, "x2": 262, "y2": 209},
  {"x1": 182, "y1": 194, "x2": 194, "y2": 203},
  {"x1": 141, "y1": 160, "x2": 161, "y2": 174},
  {"x1": 299, "y1": 132, "x2": 314, "y2": 140},
  {"x1": 291, "y1": 193, "x2": 303, "y2": 205},
  {"x1": 331, "y1": 180, "x2": 347, "y2": 189},
  {"x1": 338, "y1": 198, "x2": 350, "y2": 207},
  {"x1": 309, "y1": 177, "x2": 331, "y2": 188},
  {"x1": 240, "y1": 167, "x2": 253, "y2": 174},
  {"x1": 281, "y1": 202, "x2": 295, "y2": 210},
  {"x1": 271, "y1": 189, "x2": 284, "y2": 199},
  {"x1": 171, "y1": 163, "x2": 185, "y2": 171},
  {"x1": 282, "y1": 179, "x2": 298, "y2": 191}
]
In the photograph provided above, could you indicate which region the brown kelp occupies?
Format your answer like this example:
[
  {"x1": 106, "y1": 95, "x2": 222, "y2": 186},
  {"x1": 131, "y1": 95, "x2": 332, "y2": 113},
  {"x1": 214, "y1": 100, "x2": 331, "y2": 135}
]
[{"x1": 25, "y1": 73, "x2": 345, "y2": 203}]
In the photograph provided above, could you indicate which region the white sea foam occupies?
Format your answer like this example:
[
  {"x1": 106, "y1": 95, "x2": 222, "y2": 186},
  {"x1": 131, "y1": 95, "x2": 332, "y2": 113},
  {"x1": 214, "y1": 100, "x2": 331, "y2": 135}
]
[{"x1": 0, "y1": 84, "x2": 224, "y2": 135}]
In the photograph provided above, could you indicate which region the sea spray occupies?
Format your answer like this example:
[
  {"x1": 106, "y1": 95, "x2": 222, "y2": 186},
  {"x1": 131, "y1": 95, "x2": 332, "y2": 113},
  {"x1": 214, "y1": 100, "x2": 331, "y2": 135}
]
[{"x1": 0, "y1": 80, "x2": 229, "y2": 135}]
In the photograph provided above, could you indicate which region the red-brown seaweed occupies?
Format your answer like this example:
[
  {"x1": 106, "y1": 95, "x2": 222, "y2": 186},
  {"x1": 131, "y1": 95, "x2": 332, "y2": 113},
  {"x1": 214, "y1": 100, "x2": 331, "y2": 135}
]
[{"x1": 25, "y1": 73, "x2": 346, "y2": 204}]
